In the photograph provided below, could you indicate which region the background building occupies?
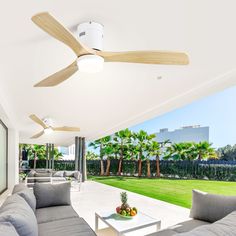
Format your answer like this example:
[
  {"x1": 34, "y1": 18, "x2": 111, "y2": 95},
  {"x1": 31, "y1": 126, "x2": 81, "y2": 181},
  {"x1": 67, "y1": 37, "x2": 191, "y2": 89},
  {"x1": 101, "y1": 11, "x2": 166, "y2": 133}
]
[{"x1": 155, "y1": 125, "x2": 209, "y2": 143}]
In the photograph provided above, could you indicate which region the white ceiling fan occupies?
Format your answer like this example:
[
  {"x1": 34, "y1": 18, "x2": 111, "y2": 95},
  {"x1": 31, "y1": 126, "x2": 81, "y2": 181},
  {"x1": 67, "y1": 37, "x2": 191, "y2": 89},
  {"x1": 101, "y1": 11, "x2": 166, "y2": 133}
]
[
  {"x1": 29, "y1": 114, "x2": 80, "y2": 138},
  {"x1": 31, "y1": 12, "x2": 189, "y2": 87}
]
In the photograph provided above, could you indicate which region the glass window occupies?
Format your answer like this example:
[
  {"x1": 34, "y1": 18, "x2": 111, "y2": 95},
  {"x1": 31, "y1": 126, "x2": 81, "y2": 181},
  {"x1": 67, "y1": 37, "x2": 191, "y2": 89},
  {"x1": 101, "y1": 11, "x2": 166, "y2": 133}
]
[{"x1": 0, "y1": 120, "x2": 7, "y2": 194}]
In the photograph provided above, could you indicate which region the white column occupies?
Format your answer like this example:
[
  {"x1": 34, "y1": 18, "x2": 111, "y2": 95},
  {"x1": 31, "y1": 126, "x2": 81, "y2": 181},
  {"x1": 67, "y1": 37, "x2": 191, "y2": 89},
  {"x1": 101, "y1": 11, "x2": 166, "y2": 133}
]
[{"x1": 8, "y1": 128, "x2": 19, "y2": 190}]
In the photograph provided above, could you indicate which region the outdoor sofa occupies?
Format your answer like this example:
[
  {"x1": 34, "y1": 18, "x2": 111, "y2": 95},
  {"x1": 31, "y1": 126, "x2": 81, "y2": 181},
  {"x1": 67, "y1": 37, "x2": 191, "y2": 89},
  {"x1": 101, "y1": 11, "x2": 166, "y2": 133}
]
[
  {"x1": 0, "y1": 182, "x2": 96, "y2": 236},
  {"x1": 25, "y1": 169, "x2": 81, "y2": 187},
  {"x1": 147, "y1": 189, "x2": 236, "y2": 236}
]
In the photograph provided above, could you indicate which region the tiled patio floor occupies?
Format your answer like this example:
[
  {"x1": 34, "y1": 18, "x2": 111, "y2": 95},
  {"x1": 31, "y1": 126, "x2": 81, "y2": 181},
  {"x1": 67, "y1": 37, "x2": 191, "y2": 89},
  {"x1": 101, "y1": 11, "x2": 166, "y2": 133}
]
[{"x1": 71, "y1": 181, "x2": 190, "y2": 236}]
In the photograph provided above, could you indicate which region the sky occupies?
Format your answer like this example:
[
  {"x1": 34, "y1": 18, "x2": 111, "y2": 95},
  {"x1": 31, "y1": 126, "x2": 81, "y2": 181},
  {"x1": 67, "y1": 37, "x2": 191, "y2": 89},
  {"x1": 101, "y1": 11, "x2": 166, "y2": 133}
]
[{"x1": 129, "y1": 85, "x2": 236, "y2": 148}]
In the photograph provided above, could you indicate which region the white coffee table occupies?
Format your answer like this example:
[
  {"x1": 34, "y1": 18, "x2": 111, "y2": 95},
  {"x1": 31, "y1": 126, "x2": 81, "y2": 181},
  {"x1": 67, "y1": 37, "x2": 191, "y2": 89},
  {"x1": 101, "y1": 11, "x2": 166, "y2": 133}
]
[{"x1": 95, "y1": 211, "x2": 161, "y2": 236}]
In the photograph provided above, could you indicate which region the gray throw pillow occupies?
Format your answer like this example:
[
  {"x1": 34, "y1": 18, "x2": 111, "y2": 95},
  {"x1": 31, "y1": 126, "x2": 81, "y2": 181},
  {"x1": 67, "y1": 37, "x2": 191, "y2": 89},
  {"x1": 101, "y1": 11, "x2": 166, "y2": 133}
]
[
  {"x1": 53, "y1": 171, "x2": 65, "y2": 177},
  {"x1": 0, "y1": 194, "x2": 38, "y2": 236},
  {"x1": 190, "y1": 189, "x2": 236, "y2": 223},
  {"x1": 12, "y1": 184, "x2": 28, "y2": 194},
  {"x1": 34, "y1": 182, "x2": 71, "y2": 209},
  {"x1": 64, "y1": 171, "x2": 75, "y2": 177},
  {"x1": 176, "y1": 211, "x2": 236, "y2": 236},
  {"x1": 16, "y1": 189, "x2": 36, "y2": 212},
  {"x1": 0, "y1": 222, "x2": 19, "y2": 236}
]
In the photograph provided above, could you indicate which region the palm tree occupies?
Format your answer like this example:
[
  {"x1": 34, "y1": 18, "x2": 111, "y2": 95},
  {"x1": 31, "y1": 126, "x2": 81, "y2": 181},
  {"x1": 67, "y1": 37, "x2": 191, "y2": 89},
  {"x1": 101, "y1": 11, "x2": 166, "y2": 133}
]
[
  {"x1": 134, "y1": 130, "x2": 156, "y2": 177},
  {"x1": 147, "y1": 140, "x2": 161, "y2": 177},
  {"x1": 89, "y1": 136, "x2": 111, "y2": 175},
  {"x1": 103, "y1": 143, "x2": 116, "y2": 176},
  {"x1": 113, "y1": 129, "x2": 132, "y2": 175},
  {"x1": 86, "y1": 151, "x2": 99, "y2": 160},
  {"x1": 164, "y1": 142, "x2": 194, "y2": 161},
  {"x1": 194, "y1": 141, "x2": 217, "y2": 160}
]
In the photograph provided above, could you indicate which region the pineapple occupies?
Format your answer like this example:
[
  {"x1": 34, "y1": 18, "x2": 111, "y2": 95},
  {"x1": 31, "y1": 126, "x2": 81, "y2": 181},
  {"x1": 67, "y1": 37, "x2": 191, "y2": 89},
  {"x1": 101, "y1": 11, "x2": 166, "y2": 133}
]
[{"x1": 120, "y1": 192, "x2": 130, "y2": 210}]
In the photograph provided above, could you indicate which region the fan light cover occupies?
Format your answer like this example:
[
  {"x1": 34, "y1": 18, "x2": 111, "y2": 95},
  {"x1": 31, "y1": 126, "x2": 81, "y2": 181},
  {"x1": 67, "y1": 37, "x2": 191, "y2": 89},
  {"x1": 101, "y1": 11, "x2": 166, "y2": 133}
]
[
  {"x1": 77, "y1": 55, "x2": 104, "y2": 73},
  {"x1": 44, "y1": 127, "x2": 53, "y2": 134}
]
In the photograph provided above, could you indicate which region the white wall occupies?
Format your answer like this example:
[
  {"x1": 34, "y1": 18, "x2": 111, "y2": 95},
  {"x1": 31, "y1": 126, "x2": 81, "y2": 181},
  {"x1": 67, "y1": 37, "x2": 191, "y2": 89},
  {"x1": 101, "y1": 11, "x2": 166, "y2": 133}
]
[{"x1": 0, "y1": 85, "x2": 19, "y2": 193}]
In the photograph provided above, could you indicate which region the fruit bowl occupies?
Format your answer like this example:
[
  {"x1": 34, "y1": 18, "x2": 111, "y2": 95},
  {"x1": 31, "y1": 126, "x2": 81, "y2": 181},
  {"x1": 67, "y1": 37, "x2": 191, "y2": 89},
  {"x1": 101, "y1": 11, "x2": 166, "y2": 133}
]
[
  {"x1": 116, "y1": 213, "x2": 133, "y2": 219},
  {"x1": 116, "y1": 192, "x2": 138, "y2": 219}
]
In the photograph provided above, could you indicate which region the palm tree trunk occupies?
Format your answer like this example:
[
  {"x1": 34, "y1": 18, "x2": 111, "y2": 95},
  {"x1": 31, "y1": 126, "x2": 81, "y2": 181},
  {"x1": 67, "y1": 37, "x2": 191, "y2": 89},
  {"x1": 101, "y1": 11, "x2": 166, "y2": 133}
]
[
  {"x1": 138, "y1": 152, "x2": 142, "y2": 177},
  {"x1": 105, "y1": 159, "x2": 111, "y2": 176},
  {"x1": 117, "y1": 157, "x2": 123, "y2": 175},
  {"x1": 100, "y1": 159, "x2": 104, "y2": 176},
  {"x1": 156, "y1": 155, "x2": 160, "y2": 177},
  {"x1": 147, "y1": 159, "x2": 151, "y2": 178}
]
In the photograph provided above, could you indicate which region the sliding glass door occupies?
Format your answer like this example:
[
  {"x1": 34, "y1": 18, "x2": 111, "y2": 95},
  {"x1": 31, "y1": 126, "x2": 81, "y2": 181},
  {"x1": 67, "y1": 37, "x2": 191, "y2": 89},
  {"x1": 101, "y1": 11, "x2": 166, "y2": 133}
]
[{"x1": 0, "y1": 120, "x2": 7, "y2": 193}]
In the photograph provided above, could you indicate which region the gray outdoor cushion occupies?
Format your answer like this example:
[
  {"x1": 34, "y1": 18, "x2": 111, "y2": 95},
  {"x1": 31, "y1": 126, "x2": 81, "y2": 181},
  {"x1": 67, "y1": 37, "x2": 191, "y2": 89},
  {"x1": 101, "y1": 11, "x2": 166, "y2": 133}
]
[
  {"x1": 190, "y1": 189, "x2": 236, "y2": 222},
  {"x1": 12, "y1": 184, "x2": 28, "y2": 194},
  {"x1": 176, "y1": 211, "x2": 236, "y2": 236},
  {"x1": 36, "y1": 205, "x2": 78, "y2": 224},
  {"x1": 38, "y1": 217, "x2": 96, "y2": 236},
  {"x1": 0, "y1": 194, "x2": 38, "y2": 236},
  {"x1": 64, "y1": 171, "x2": 76, "y2": 177},
  {"x1": 34, "y1": 182, "x2": 71, "y2": 208},
  {"x1": 146, "y1": 229, "x2": 177, "y2": 236},
  {"x1": 34, "y1": 172, "x2": 51, "y2": 183},
  {"x1": 16, "y1": 188, "x2": 36, "y2": 212},
  {"x1": 53, "y1": 171, "x2": 65, "y2": 177},
  {"x1": 0, "y1": 222, "x2": 19, "y2": 236},
  {"x1": 169, "y1": 219, "x2": 210, "y2": 233}
]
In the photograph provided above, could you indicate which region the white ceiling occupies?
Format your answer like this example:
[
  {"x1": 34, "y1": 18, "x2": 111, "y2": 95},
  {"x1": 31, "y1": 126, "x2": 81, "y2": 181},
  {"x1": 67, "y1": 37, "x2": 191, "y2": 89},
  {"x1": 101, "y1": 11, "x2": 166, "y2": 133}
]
[{"x1": 1, "y1": 0, "x2": 236, "y2": 146}]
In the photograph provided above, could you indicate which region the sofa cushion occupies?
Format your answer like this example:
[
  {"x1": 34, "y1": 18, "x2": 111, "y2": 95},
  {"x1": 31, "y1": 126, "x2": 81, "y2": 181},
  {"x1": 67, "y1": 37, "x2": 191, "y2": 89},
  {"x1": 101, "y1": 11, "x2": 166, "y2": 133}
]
[
  {"x1": 146, "y1": 229, "x2": 177, "y2": 236},
  {"x1": 38, "y1": 217, "x2": 96, "y2": 236},
  {"x1": 16, "y1": 188, "x2": 36, "y2": 212},
  {"x1": 64, "y1": 171, "x2": 75, "y2": 177},
  {"x1": 0, "y1": 194, "x2": 38, "y2": 236},
  {"x1": 190, "y1": 189, "x2": 236, "y2": 223},
  {"x1": 12, "y1": 184, "x2": 28, "y2": 194},
  {"x1": 36, "y1": 205, "x2": 78, "y2": 224},
  {"x1": 34, "y1": 182, "x2": 71, "y2": 209},
  {"x1": 176, "y1": 211, "x2": 236, "y2": 236},
  {"x1": 0, "y1": 222, "x2": 19, "y2": 236},
  {"x1": 169, "y1": 219, "x2": 210, "y2": 233},
  {"x1": 53, "y1": 171, "x2": 65, "y2": 177},
  {"x1": 34, "y1": 172, "x2": 52, "y2": 183}
]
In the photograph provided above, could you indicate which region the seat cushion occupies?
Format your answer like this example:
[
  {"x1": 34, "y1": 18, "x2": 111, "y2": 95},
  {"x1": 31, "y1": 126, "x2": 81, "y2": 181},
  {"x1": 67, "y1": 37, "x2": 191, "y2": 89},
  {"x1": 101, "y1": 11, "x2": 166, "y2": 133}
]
[
  {"x1": 190, "y1": 190, "x2": 236, "y2": 222},
  {"x1": 16, "y1": 188, "x2": 36, "y2": 212},
  {"x1": 0, "y1": 194, "x2": 38, "y2": 236},
  {"x1": 34, "y1": 182, "x2": 71, "y2": 208},
  {"x1": 0, "y1": 222, "x2": 19, "y2": 236},
  {"x1": 146, "y1": 229, "x2": 177, "y2": 236},
  {"x1": 36, "y1": 206, "x2": 78, "y2": 224},
  {"x1": 169, "y1": 219, "x2": 210, "y2": 233},
  {"x1": 38, "y1": 217, "x2": 96, "y2": 236},
  {"x1": 176, "y1": 211, "x2": 236, "y2": 236}
]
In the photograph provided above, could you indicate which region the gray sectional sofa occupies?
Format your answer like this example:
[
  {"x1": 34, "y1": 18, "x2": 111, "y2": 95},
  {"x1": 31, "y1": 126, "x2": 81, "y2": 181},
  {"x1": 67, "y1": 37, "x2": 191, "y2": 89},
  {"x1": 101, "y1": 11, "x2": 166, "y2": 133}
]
[
  {"x1": 147, "y1": 190, "x2": 236, "y2": 236},
  {"x1": 0, "y1": 182, "x2": 96, "y2": 236}
]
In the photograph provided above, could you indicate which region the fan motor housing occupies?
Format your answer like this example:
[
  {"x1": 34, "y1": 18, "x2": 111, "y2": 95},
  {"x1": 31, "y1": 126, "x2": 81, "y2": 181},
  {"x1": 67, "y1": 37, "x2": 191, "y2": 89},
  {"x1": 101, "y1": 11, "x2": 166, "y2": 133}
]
[{"x1": 77, "y1": 22, "x2": 104, "y2": 51}]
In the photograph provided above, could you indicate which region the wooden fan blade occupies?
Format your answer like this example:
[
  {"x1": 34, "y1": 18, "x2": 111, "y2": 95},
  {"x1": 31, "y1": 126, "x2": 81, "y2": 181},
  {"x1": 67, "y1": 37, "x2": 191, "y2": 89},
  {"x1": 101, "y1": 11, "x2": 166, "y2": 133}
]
[
  {"x1": 30, "y1": 130, "x2": 44, "y2": 139},
  {"x1": 31, "y1": 12, "x2": 94, "y2": 56},
  {"x1": 97, "y1": 51, "x2": 189, "y2": 65},
  {"x1": 29, "y1": 114, "x2": 47, "y2": 128},
  {"x1": 53, "y1": 126, "x2": 80, "y2": 132},
  {"x1": 34, "y1": 61, "x2": 78, "y2": 87}
]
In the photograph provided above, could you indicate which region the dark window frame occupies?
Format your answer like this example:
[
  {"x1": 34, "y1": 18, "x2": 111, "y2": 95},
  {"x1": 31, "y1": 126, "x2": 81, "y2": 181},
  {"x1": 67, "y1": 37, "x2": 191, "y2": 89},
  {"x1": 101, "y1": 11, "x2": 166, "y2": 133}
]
[{"x1": 0, "y1": 119, "x2": 8, "y2": 194}]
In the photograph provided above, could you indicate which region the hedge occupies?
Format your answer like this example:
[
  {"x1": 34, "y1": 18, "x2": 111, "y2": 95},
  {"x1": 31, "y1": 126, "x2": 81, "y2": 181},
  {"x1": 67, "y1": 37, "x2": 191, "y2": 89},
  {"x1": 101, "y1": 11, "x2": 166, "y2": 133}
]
[{"x1": 28, "y1": 159, "x2": 236, "y2": 181}]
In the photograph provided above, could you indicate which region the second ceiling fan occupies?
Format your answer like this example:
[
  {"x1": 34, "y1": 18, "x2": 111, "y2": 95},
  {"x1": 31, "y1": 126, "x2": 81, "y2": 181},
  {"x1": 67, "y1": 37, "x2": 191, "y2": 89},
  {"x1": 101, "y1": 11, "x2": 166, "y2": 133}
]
[
  {"x1": 29, "y1": 114, "x2": 80, "y2": 138},
  {"x1": 32, "y1": 12, "x2": 189, "y2": 87}
]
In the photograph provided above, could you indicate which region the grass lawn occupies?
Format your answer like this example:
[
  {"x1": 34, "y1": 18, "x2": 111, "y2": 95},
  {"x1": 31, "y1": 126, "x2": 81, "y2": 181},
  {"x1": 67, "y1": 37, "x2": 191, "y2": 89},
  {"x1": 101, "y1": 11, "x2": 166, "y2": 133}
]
[{"x1": 90, "y1": 176, "x2": 236, "y2": 208}]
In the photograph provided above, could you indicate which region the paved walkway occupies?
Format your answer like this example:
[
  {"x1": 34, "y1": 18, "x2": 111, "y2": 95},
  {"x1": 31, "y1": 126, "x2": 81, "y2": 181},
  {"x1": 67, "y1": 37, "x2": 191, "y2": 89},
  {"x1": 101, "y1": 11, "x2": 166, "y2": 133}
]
[{"x1": 71, "y1": 181, "x2": 190, "y2": 236}]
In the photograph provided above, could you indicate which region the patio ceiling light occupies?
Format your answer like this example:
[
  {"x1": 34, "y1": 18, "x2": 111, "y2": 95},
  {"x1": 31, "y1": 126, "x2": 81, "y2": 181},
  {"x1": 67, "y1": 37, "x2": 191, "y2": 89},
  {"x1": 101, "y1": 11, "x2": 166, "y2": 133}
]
[
  {"x1": 77, "y1": 55, "x2": 104, "y2": 73},
  {"x1": 44, "y1": 127, "x2": 53, "y2": 135}
]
